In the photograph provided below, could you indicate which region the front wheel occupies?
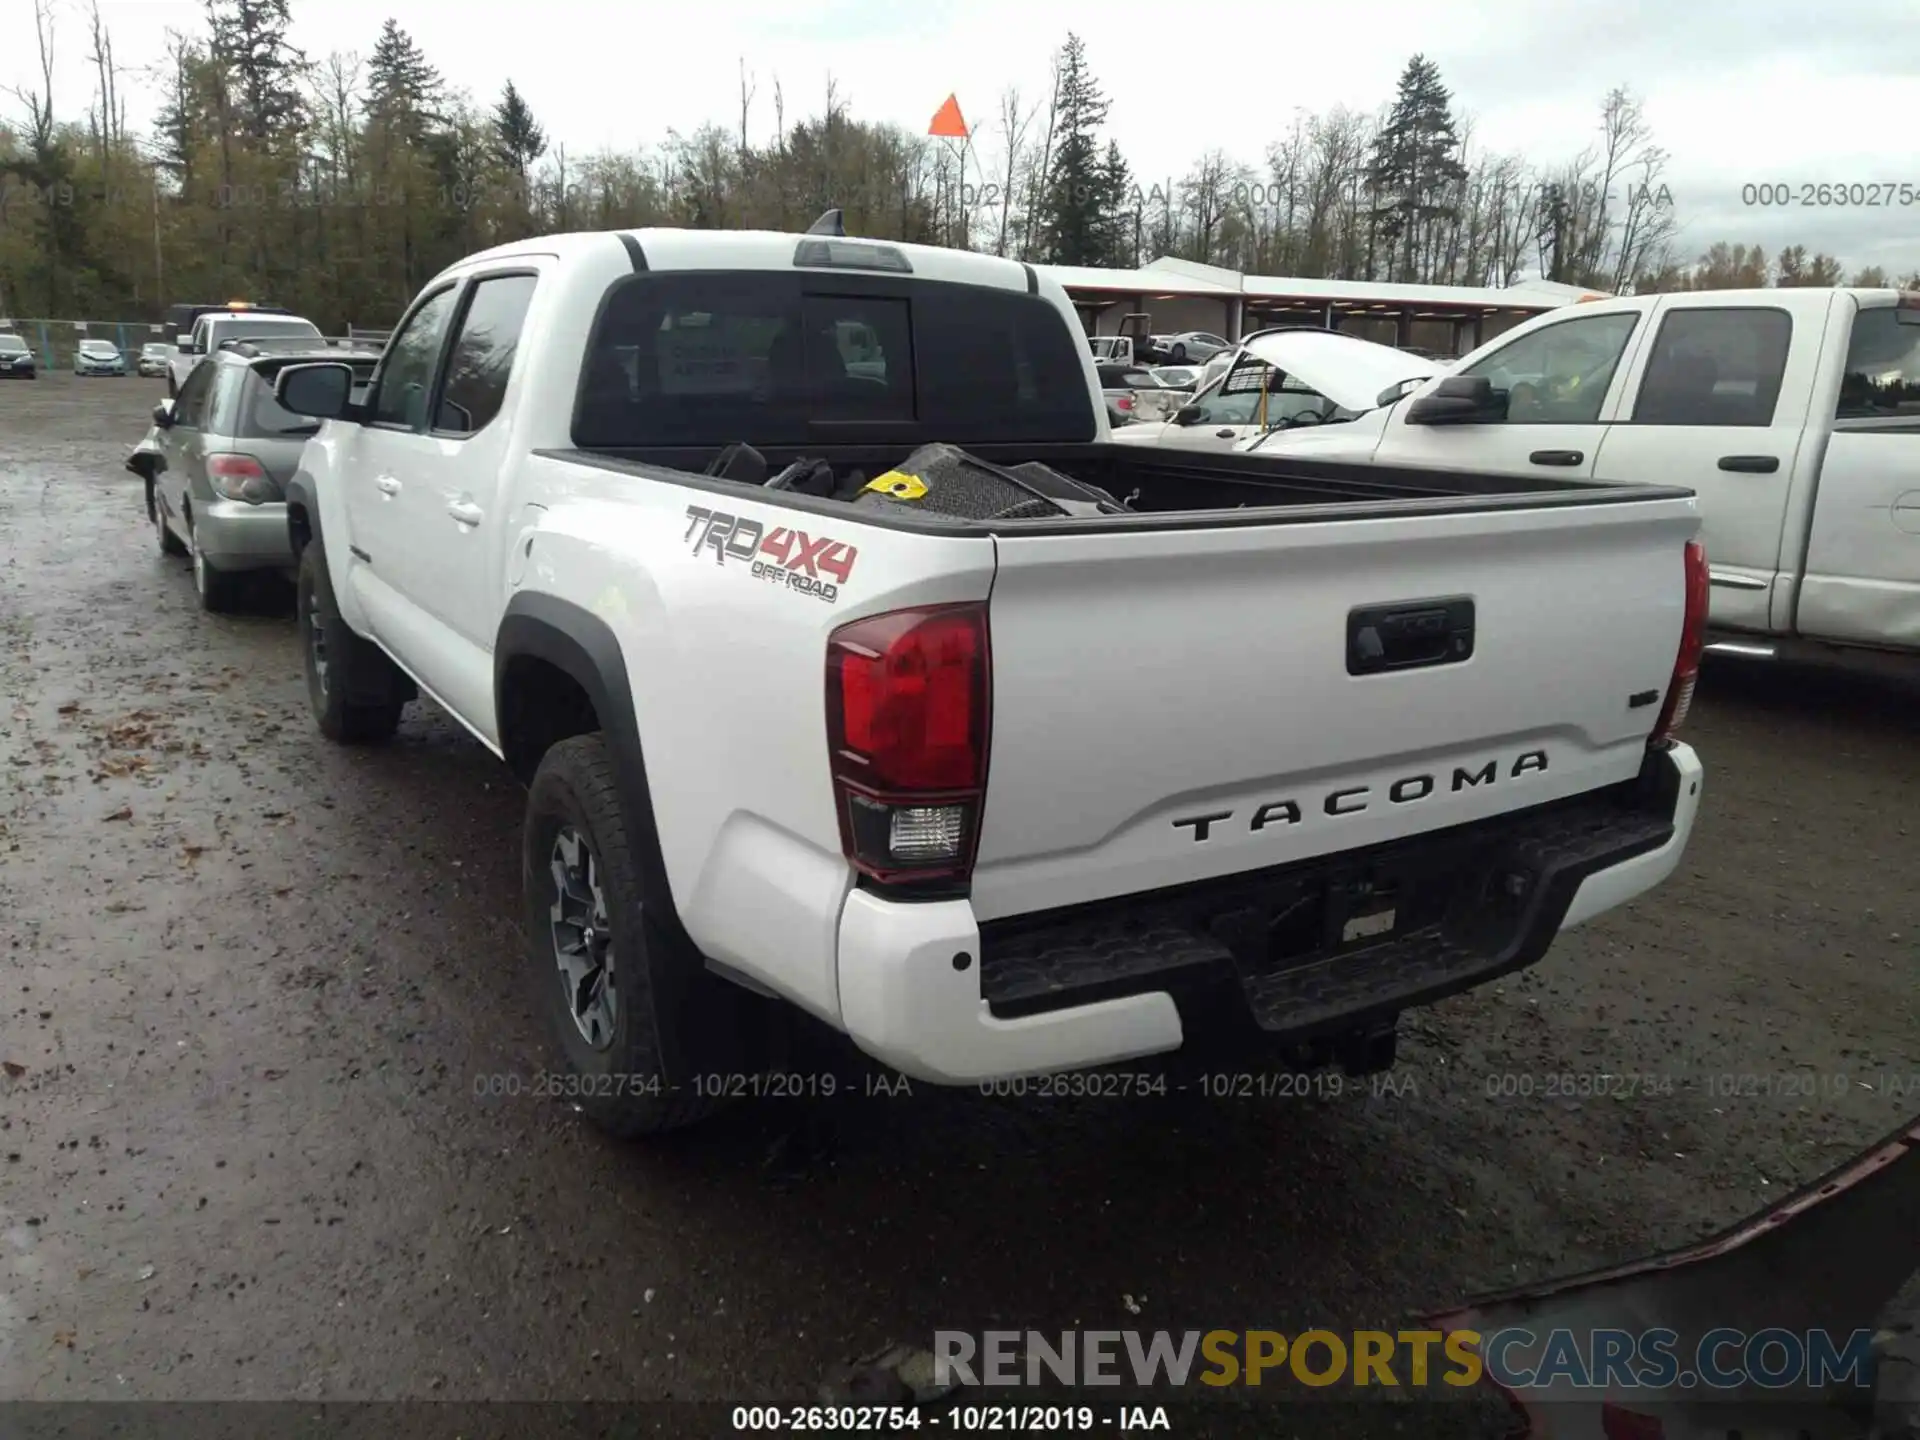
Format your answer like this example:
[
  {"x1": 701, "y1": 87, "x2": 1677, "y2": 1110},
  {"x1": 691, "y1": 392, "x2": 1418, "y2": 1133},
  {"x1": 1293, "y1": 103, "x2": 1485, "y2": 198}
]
[
  {"x1": 1170, "y1": 343, "x2": 1188, "y2": 363},
  {"x1": 296, "y1": 539, "x2": 409, "y2": 743}
]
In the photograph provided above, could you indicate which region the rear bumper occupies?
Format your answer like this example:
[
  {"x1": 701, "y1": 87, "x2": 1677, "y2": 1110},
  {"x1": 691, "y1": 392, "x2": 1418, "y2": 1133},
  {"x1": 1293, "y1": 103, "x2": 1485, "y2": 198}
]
[
  {"x1": 194, "y1": 500, "x2": 294, "y2": 570},
  {"x1": 835, "y1": 743, "x2": 1700, "y2": 1085}
]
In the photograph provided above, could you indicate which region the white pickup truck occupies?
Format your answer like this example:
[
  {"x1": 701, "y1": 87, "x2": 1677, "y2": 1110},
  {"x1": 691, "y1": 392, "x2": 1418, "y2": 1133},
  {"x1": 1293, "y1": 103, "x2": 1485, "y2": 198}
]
[
  {"x1": 169, "y1": 309, "x2": 323, "y2": 396},
  {"x1": 269, "y1": 223, "x2": 1707, "y2": 1136},
  {"x1": 1242, "y1": 288, "x2": 1920, "y2": 666}
]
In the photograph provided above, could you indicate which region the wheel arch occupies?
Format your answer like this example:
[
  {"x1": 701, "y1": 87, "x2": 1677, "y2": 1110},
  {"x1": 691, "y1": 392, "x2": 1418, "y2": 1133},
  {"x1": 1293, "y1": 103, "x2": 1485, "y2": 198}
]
[
  {"x1": 495, "y1": 592, "x2": 680, "y2": 928},
  {"x1": 496, "y1": 591, "x2": 757, "y2": 1077},
  {"x1": 284, "y1": 473, "x2": 319, "y2": 559}
]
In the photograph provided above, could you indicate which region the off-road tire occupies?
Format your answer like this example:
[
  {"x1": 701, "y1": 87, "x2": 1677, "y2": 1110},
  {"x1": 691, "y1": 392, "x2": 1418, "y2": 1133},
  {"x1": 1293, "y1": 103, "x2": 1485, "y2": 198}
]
[
  {"x1": 296, "y1": 539, "x2": 406, "y2": 743},
  {"x1": 523, "y1": 734, "x2": 731, "y2": 1137}
]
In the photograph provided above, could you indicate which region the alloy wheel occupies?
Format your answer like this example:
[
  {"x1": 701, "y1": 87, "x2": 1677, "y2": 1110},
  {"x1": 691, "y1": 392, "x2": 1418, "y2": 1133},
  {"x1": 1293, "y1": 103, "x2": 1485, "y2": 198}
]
[{"x1": 549, "y1": 825, "x2": 617, "y2": 1050}]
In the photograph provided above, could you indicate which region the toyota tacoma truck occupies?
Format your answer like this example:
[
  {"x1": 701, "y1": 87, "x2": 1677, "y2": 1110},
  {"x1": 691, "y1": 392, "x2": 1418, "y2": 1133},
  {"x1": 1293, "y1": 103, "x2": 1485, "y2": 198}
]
[{"x1": 269, "y1": 220, "x2": 1708, "y2": 1136}]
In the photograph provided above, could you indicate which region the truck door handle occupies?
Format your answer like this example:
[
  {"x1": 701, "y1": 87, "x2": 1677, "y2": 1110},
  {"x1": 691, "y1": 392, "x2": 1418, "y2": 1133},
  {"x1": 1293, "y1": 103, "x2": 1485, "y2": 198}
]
[
  {"x1": 375, "y1": 474, "x2": 401, "y2": 496},
  {"x1": 1529, "y1": 449, "x2": 1583, "y2": 466},
  {"x1": 447, "y1": 500, "x2": 483, "y2": 526},
  {"x1": 1717, "y1": 455, "x2": 1780, "y2": 473}
]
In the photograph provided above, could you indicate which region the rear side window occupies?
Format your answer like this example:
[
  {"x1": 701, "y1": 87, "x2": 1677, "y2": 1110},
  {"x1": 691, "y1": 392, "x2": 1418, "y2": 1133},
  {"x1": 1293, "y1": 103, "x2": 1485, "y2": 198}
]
[
  {"x1": 436, "y1": 273, "x2": 538, "y2": 435},
  {"x1": 1630, "y1": 307, "x2": 1791, "y2": 426},
  {"x1": 572, "y1": 272, "x2": 1095, "y2": 448},
  {"x1": 205, "y1": 363, "x2": 249, "y2": 431},
  {"x1": 237, "y1": 365, "x2": 372, "y2": 437},
  {"x1": 1836, "y1": 307, "x2": 1920, "y2": 424}
]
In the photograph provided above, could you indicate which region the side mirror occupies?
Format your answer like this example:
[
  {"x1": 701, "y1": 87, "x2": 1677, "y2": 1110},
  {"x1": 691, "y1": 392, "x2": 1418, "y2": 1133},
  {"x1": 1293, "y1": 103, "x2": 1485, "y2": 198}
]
[
  {"x1": 275, "y1": 361, "x2": 356, "y2": 420},
  {"x1": 1172, "y1": 403, "x2": 1202, "y2": 426},
  {"x1": 176, "y1": 334, "x2": 196, "y2": 353},
  {"x1": 1404, "y1": 374, "x2": 1503, "y2": 425},
  {"x1": 152, "y1": 401, "x2": 174, "y2": 428}
]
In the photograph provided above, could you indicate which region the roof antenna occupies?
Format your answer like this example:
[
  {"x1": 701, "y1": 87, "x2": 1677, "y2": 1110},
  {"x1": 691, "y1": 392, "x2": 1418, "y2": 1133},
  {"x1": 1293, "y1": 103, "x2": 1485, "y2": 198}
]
[{"x1": 807, "y1": 208, "x2": 846, "y2": 237}]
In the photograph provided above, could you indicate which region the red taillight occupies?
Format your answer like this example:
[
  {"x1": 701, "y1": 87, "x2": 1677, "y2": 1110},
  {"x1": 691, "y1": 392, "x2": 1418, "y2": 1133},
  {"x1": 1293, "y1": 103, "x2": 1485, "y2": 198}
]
[
  {"x1": 826, "y1": 603, "x2": 990, "y2": 885},
  {"x1": 1650, "y1": 538, "x2": 1708, "y2": 747},
  {"x1": 207, "y1": 453, "x2": 265, "y2": 479},
  {"x1": 1116, "y1": 394, "x2": 1133, "y2": 410},
  {"x1": 206, "y1": 452, "x2": 273, "y2": 503}
]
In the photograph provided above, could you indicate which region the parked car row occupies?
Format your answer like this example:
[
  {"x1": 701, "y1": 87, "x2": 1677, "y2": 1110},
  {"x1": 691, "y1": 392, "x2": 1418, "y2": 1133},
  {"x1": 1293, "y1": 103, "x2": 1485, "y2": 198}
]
[{"x1": 1088, "y1": 330, "x2": 1234, "y2": 368}]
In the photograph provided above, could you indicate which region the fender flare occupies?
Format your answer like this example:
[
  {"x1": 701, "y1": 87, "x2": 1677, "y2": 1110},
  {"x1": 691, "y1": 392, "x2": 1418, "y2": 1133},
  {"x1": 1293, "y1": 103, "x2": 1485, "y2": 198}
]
[
  {"x1": 284, "y1": 471, "x2": 321, "y2": 557},
  {"x1": 495, "y1": 592, "x2": 749, "y2": 1074}
]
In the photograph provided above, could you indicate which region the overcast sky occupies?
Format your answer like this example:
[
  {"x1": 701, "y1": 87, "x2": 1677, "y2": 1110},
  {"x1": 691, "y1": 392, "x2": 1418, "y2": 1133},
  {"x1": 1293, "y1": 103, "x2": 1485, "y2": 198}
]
[{"x1": 4, "y1": 0, "x2": 1916, "y2": 275}]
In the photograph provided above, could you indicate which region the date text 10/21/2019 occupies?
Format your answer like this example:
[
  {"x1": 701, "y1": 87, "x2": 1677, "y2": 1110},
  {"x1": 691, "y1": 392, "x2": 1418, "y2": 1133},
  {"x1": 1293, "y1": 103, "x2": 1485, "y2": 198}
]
[{"x1": 463, "y1": 1069, "x2": 1424, "y2": 1103}]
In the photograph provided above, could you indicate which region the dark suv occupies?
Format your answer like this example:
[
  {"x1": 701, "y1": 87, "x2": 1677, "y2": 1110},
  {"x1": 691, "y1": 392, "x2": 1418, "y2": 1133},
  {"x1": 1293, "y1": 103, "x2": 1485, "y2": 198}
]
[{"x1": 129, "y1": 339, "x2": 379, "y2": 611}]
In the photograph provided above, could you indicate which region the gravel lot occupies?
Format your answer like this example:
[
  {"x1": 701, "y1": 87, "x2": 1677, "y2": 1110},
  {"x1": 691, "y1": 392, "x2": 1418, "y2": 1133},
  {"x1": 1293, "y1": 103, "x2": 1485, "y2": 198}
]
[{"x1": 2, "y1": 373, "x2": 1915, "y2": 1431}]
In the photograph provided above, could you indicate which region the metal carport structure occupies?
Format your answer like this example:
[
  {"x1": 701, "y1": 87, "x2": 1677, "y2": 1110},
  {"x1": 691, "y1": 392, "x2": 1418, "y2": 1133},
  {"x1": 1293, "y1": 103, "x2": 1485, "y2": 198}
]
[{"x1": 1034, "y1": 258, "x2": 1605, "y2": 358}]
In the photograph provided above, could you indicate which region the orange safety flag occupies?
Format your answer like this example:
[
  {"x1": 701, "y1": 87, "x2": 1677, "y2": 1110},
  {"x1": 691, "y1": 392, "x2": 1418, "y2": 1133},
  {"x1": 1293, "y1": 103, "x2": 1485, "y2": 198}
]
[{"x1": 928, "y1": 94, "x2": 969, "y2": 139}]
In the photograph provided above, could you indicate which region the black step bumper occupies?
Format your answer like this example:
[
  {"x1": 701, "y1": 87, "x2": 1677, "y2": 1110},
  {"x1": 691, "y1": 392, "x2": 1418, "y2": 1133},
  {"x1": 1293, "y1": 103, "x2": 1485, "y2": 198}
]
[{"x1": 976, "y1": 748, "x2": 1686, "y2": 1043}]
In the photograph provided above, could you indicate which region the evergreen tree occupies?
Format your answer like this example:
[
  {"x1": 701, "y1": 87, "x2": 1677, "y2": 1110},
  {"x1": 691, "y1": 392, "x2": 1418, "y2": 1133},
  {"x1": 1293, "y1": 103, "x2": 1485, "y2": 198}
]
[
  {"x1": 1097, "y1": 140, "x2": 1135, "y2": 267},
  {"x1": 491, "y1": 80, "x2": 547, "y2": 184},
  {"x1": 1365, "y1": 54, "x2": 1467, "y2": 282},
  {"x1": 1776, "y1": 245, "x2": 1841, "y2": 287},
  {"x1": 1036, "y1": 35, "x2": 1117, "y2": 266},
  {"x1": 206, "y1": 0, "x2": 307, "y2": 143},
  {"x1": 366, "y1": 18, "x2": 443, "y2": 143}
]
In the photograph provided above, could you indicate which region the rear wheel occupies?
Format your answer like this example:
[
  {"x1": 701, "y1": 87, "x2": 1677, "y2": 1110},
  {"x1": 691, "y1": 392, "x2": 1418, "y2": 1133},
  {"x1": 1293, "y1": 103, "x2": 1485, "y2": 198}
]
[
  {"x1": 296, "y1": 539, "x2": 408, "y2": 743},
  {"x1": 524, "y1": 735, "x2": 742, "y2": 1137},
  {"x1": 190, "y1": 528, "x2": 243, "y2": 613},
  {"x1": 153, "y1": 497, "x2": 187, "y2": 557}
]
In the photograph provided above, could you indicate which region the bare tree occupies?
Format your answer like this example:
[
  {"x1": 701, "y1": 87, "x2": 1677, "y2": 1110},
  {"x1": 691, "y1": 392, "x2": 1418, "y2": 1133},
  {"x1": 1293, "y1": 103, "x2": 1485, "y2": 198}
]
[
  {"x1": 87, "y1": 0, "x2": 128, "y2": 175},
  {"x1": 738, "y1": 59, "x2": 755, "y2": 156},
  {"x1": 6, "y1": 0, "x2": 59, "y2": 152},
  {"x1": 990, "y1": 85, "x2": 1035, "y2": 256},
  {"x1": 1017, "y1": 49, "x2": 1063, "y2": 261}
]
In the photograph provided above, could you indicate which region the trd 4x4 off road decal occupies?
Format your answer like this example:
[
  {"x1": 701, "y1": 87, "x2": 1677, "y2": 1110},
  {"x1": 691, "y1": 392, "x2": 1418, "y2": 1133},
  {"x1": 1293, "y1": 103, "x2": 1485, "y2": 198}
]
[{"x1": 684, "y1": 505, "x2": 857, "y2": 603}]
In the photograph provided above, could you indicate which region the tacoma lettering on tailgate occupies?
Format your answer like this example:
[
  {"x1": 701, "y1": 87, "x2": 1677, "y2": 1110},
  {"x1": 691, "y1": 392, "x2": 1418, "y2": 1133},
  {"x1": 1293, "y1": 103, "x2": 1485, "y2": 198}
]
[
  {"x1": 684, "y1": 505, "x2": 858, "y2": 604},
  {"x1": 1172, "y1": 750, "x2": 1550, "y2": 842}
]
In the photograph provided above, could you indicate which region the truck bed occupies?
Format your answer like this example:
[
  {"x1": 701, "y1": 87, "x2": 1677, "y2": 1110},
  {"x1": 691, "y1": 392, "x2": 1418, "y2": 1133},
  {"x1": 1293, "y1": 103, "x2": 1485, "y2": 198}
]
[{"x1": 550, "y1": 441, "x2": 1693, "y2": 531}]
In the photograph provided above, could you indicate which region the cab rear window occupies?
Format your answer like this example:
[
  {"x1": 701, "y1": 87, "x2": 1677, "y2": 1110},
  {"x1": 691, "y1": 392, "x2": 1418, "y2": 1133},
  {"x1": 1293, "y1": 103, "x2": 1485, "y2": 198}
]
[{"x1": 572, "y1": 271, "x2": 1097, "y2": 448}]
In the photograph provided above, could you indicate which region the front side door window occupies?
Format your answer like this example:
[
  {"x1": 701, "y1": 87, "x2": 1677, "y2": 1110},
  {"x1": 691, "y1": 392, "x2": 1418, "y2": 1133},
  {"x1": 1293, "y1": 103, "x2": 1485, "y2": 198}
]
[{"x1": 367, "y1": 286, "x2": 460, "y2": 430}]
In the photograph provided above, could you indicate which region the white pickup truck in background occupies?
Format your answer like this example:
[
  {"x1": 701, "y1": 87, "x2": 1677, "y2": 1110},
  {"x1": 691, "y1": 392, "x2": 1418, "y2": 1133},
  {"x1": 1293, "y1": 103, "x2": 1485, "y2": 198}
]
[
  {"x1": 1243, "y1": 288, "x2": 1920, "y2": 667},
  {"x1": 268, "y1": 222, "x2": 1707, "y2": 1137},
  {"x1": 168, "y1": 309, "x2": 324, "y2": 396}
]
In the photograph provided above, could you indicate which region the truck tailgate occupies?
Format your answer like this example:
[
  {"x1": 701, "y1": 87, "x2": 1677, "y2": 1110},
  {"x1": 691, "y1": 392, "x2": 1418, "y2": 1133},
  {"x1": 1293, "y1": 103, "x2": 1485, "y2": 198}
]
[{"x1": 969, "y1": 494, "x2": 1700, "y2": 923}]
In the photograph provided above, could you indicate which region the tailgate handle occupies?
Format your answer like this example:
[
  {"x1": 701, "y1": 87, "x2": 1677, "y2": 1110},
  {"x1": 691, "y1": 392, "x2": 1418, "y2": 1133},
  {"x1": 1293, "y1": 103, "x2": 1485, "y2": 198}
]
[
  {"x1": 1348, "y1": 597, "x2": 1475, "y2": 676},
  {"x1": 1529, "y1": 449, "x2": 1583, "y2": 466}
]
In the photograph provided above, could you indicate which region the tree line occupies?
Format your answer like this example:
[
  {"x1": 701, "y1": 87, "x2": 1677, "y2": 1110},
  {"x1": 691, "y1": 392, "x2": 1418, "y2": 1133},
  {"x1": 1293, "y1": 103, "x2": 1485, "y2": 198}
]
[{"x1": 2, "y1": 0, "x2": 1915, "y2": 330}]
